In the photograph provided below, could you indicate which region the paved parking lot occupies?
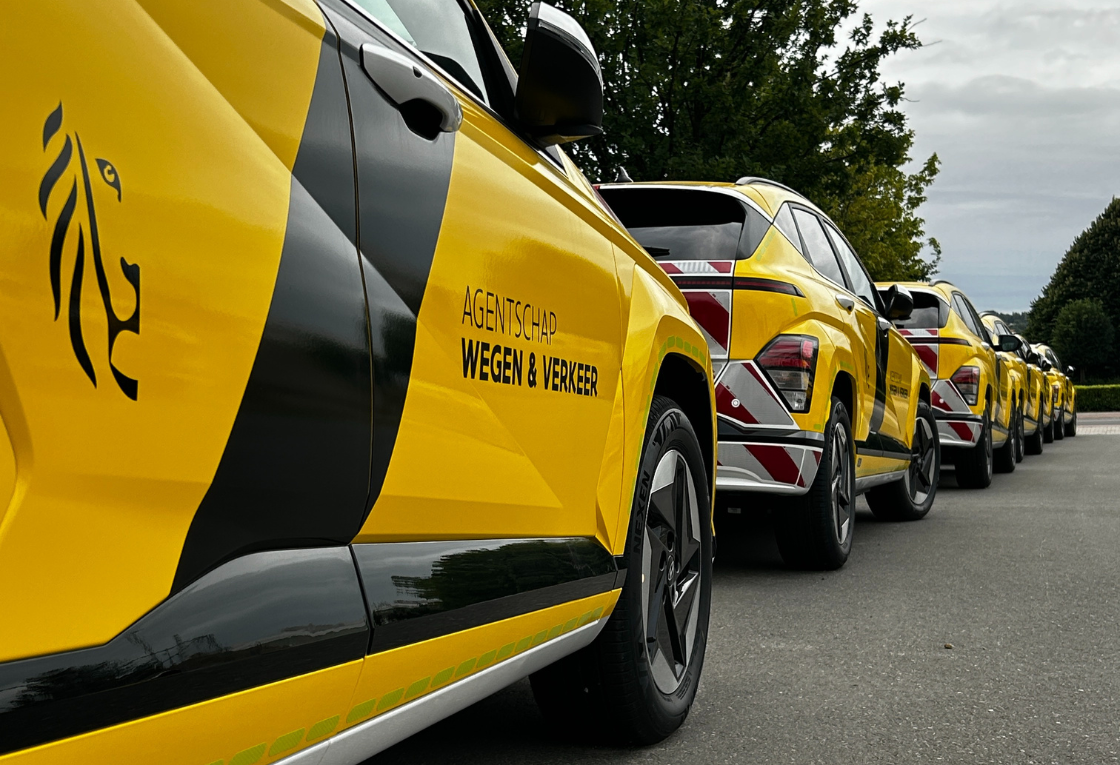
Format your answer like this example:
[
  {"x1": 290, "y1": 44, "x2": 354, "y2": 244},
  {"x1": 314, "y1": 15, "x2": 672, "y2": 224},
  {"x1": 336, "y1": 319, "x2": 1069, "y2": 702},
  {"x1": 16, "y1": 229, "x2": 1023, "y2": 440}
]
[{"x1": 371, "y1": 419, "x2": 1120, "y2": 765}]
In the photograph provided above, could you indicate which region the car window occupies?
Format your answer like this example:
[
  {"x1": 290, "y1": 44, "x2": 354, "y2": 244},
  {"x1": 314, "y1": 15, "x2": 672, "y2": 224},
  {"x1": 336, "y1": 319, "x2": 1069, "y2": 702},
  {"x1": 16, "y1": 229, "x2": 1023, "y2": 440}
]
[
  {"x1": 774, "y1": 203, "x2": 803, "y2": 255},
  {"x1": 601, "y1": 187, "x2": 769, "y2": 261},
  {"x1": 892, "y1": 290, "x2": 948, "y2": 329},
  {"x1": 792, "y1": 209, "x2": 846, "y2": 287},
  {"x1": 824, "y1": 224, "x2": 877, "y2": 309},
  {"x1": 351, "y1": 0, "x2": 490, "y2": 103},
  {"x1": 952, "y1": 293, "x2": 986, "y2": 341},
  {"x1": 961, "y1": 295, "x2": 992, "y2": 343}
]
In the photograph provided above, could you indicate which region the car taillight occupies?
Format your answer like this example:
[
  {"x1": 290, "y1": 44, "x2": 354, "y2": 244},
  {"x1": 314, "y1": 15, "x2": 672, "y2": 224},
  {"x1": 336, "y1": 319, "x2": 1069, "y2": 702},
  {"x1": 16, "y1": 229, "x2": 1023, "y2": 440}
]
[
  {"x1": 952, "y1": 366, "x2": 980, "y2": 406},
  {"x1": 757, "y1": 335, "x2": 819, "y2": 413}
]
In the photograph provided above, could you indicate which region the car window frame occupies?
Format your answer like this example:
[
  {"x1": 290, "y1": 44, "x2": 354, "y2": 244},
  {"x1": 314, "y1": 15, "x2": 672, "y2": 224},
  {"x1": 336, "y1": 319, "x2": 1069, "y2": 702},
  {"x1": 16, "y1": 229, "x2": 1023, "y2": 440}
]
[
  {"x1": 338, "y1": 0, "x2": 569, "y2": 173},
  {"x1": 822, "y1": 220, "x2": 882, "y2": 313},
  {"x1": 952, "y1": 292, "x2": 988, "y2": 343},
  {"x1": 789, "y1": 205, "x2": 851, "y2": 293}
]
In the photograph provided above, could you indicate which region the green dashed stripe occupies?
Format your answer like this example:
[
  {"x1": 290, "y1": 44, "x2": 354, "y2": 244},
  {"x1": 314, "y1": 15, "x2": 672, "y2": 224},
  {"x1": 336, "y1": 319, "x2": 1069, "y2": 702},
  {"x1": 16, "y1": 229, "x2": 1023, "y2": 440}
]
[
  {"x1": 228, "y1": 743, "x2": 266, "y2": 765},
  {"x1": 306, "y1": 715, "x2": 339, "y2": 741},
  {"x1": 346, "y1": 698, "x2": 376, "y2": 724},
  {"x1": 208, "y1": 607, "x2": 608, "y2": 765},
  {"x1": 268, "y1": 728, "x2": 306, "y2": 757}
]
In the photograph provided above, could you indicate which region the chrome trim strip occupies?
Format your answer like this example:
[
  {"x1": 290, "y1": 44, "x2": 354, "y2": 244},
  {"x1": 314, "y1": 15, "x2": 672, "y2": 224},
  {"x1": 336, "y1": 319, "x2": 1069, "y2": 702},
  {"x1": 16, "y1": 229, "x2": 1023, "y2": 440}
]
[
  {"x1": 854, "y1": 470, "x2": 906, "y2": 494},
  {"x1": 716, "y1": 474, "x2": 809, "y2": 496},
  {"x1": 277, "y1": 619, "x2": 609, "y2": 765}
]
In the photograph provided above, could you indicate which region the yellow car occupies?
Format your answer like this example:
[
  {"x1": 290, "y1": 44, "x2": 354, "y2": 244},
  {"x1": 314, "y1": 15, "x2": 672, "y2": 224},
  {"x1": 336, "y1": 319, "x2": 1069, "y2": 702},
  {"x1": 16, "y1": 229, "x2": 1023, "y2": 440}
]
[
  {"x1": 0, "y1": 1, "x2": 719, "y2": 761},
  {"x1": 882, "y1": 282, "x2": 1023, "y2": 488},
  {"x1": 1034, "y1": 343, "x2": 1077, "y2": 440},
  {"x1": 981, "y1": 313, "x2": 1028, "y2": 467},
  {"x1": 1011, "y1": 333, "x2": 1051, "y2": 455},
  {"x1": 599, "y1": 178, "x2": 938, "y2": 572}
]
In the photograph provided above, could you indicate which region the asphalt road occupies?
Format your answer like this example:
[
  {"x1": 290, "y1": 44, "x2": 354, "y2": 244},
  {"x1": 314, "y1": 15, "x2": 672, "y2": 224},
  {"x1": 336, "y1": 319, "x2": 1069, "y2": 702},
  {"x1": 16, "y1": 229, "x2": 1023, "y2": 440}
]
[{"x1": 370, "y1": 428, "x2": 1120, "y2": 765}]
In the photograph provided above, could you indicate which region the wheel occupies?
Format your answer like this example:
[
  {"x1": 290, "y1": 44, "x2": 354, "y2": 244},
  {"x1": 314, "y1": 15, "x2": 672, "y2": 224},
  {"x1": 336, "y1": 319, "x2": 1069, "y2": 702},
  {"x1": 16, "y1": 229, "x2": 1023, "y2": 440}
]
[
  {"x1": 1053, "y1": 407, "x2": 1065, "y2": 440},
  {"x1": 530, "y1": 394, "x2": 712, "y2": 745},
  {"x1": 994, "y1": 407, "x2": 1017, "y2": 474},
  {"x1": 1042, "y1": 411, "x2": 1055, "y2": 443},
  {"x1": 955, "y1": 406, "x2": 993, "y2": 489},
  {"x1": 1065, "y1": 411, "x2": 1078, "y2": 437},
  {"x1": 1014, "y1": 407, "x2": 1025, "y2": 463},
  {"x1": 867, "y1": 400, "x2": 939, "y2": 521},
  {"x1": 775, "y1": 396, "x2": 855, "y2": 570},
  {"x1": 1025, "y1": 413, "x2": 1044, "y2": 456}
]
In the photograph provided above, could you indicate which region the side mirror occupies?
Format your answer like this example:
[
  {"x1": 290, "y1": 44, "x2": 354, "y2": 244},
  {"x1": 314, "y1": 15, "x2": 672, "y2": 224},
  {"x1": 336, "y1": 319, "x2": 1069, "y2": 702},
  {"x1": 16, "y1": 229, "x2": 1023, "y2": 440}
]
[
  {"x1": 997, "y1": 334, "x2": 1022, "y2": 353},
  {"x1": 1067, "y1": 365, "x2": 1076, "y2": 376},
  {"x1": 515, "y1": 3, "x2": 604, "y2": 146},
  {"x1": 1039, "y1": 359, "x2": 1052, "y2": 372},
  {"x1": 883, "y1": 284, "x2": 914, "y2": 321}
]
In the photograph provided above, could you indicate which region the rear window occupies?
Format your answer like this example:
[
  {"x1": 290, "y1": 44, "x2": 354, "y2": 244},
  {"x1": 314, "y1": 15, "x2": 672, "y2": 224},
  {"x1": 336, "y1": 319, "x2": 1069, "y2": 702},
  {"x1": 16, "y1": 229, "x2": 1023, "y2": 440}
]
[
  {"x1": 599, "y1": 187, "x2": 769, "y2": 261},
  {"x1": 890, "y1": 290, "x2": 949, "y2": 329}
]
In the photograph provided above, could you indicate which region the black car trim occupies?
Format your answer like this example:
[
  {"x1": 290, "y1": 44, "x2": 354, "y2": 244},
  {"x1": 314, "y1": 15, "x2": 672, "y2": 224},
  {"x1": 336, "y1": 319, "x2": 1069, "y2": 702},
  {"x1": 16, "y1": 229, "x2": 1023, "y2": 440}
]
[
  {"x1": 352, "y1": 537, "x2": 618, "y2": 654},
  {"x1": 0, "y1": 548, "x2": 369, "y2": 756}
]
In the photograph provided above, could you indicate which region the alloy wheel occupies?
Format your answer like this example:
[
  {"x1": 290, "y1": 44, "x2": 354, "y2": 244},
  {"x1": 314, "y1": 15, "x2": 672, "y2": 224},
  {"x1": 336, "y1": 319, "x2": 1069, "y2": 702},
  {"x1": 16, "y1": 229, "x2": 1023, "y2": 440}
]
[
  {"x1": 905, "y1": 415, "x2": 936, "y2": 504},
  {"x1": 641, "y1": 449, "x2": 703, "y2": 694},
  {"x1": 831, "y1": 423, "x2": 854, "y2": 545}
]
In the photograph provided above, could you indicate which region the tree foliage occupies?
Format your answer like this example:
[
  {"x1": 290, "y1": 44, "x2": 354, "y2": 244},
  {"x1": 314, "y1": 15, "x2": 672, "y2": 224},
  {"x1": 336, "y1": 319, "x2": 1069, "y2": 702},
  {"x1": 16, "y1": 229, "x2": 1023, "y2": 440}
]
[
  {"x1": 1028, "y1": 198, "x2": 1120, "y2": 347},
  {"x1": 476, "y1": 0, "x2": 940, "y2": 279},
  {"x1": 1051, "y1": 299, "x2": 1114, "y2": 381}
]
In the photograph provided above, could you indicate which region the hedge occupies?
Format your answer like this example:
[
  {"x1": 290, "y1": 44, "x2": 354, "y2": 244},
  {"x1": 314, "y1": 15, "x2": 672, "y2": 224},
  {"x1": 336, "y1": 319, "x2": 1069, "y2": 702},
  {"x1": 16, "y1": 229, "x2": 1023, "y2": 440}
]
[{"x1": 1075, "y1": 385, "x2": 1120, "y2": 412}]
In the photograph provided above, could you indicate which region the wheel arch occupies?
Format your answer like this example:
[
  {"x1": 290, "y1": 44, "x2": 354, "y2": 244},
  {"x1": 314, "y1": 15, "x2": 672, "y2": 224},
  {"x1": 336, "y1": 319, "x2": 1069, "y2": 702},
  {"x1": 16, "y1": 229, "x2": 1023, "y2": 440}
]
[
  {"x1": 654, "y1": 352, "x2": 714, "y2": 498},
  {"x1": 831, "y1": 370, "x2": 856, "y2": 422}
]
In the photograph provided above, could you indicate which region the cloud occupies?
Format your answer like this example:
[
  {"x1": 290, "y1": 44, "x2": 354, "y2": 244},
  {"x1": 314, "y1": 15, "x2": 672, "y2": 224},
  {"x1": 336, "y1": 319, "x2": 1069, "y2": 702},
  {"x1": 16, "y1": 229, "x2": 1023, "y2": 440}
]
[{"x1": 851, "y1": 1, "x2": 1120, "y2": 311}]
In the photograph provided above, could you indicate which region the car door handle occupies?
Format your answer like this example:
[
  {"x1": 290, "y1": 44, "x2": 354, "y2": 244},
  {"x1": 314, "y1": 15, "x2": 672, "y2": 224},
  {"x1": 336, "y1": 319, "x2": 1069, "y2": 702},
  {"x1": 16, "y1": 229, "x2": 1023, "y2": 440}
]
[
  {"x1": 360, "y1": 44, "x2": 463, "y2": 134},
  {"x1": 836, "y1": 295, "x2": 855, "y2": 312}
]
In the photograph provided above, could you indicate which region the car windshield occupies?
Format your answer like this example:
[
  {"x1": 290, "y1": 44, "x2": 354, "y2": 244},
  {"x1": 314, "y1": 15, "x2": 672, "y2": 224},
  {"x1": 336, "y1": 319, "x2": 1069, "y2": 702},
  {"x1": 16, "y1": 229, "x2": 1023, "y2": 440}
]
[
  {"x1": 889, "y1": 290, "x2": 947, "y2": 329},
  {"x1": 600, "y1": 187, "x2": 769, "y2": 261}
]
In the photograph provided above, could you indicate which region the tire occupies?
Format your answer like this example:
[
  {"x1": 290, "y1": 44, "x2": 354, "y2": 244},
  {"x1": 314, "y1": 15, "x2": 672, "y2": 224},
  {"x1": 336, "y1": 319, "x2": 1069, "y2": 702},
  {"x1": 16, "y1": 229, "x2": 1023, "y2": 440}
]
[
  {"x1": 530, "y1": 394, "x2": 712, "y2": 745},
  {"x1": 994, "y1": 407, "x2": 1017, "y2": 474},
  {"x1": 1014, "y1": 406, "x2": 1025, "y2": 463},
  {"x1": 866, "y1": 400, "x2": 939, "y2": 522},
  {"x1": 1053, "y1": 407, "x2": 1065, "y2": 440},
  {"x1": 775, "y1": 396, "x2": 855, "y2": 570},
  {"x1": 1042, "y1": 411, "x2": 1055, "y2": 444},
  {"x1": 956, "y1": 406, "x2": 993, "y2": 489},
  {"x1": 1025, "y1": 412, "x2": 1044, "y2": 456},
  {"x1": 1065, "y1": 411, "x2": 1078, "y2": 437}
]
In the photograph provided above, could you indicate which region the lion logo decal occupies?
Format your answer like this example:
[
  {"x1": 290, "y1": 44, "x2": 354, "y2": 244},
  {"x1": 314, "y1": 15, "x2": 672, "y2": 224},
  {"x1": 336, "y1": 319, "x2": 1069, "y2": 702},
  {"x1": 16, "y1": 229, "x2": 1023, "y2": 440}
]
[{"x1": 38, "y1": 102, "x2": 141, "y2": 400}]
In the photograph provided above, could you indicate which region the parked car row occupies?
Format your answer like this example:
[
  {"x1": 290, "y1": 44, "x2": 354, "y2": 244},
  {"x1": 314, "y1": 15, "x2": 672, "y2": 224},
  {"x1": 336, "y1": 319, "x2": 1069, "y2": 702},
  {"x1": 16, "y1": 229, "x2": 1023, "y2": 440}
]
[{"x1": 0, "y1": 2, "x2": 1080, "y2": 763}]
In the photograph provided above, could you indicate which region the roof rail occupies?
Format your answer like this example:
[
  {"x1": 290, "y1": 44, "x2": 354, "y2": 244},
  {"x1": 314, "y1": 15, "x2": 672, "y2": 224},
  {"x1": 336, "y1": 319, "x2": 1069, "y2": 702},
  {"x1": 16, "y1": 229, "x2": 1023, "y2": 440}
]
[
  {"x1": 735, "y1": 176, "x2": 801, "y2": 196},
  {"x1": 931, "y1": 279, "x2": 956, "y2": 289}
]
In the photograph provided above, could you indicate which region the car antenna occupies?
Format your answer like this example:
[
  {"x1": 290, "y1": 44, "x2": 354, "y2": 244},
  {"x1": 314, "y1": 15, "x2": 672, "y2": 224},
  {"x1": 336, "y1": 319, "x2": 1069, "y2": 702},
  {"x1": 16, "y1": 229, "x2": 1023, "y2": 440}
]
[{"x1": 615, "y1": 166, "x2": 634, "y2": 183}]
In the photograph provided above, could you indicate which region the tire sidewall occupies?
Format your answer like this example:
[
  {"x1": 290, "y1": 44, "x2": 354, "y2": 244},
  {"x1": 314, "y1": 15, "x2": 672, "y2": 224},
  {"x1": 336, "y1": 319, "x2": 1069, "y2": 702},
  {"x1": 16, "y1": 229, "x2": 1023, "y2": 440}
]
[
  {"x1": 621, "y1": 399, "x2": 713, "y2": 733},
  {"x1": 818, "y1": 398, "x2": 855, "y2": 560},
  {"x1": 907, "y1": 402, "x2": 940, "y2": 513}
]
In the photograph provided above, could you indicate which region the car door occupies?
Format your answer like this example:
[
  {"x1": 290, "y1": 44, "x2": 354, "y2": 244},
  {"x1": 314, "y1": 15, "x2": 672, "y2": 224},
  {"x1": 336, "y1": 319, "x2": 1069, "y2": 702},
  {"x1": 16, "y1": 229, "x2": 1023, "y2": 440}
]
[
  {"x1": 953, "y1": 292, "x2": 999, "y2": 418},
  {"x1": 324, "y1": 0, "x2": 624, "y2": 543},
  {"x1": 822, "y1": 221, "x2": 911, "y2": 460}
]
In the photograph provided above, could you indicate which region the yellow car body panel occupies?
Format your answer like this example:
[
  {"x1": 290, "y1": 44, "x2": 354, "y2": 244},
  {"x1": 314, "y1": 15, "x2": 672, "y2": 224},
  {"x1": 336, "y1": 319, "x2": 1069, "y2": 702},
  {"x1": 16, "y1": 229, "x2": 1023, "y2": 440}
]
[
  {"x1": 599, "y1": 181, "x2": 933, "y2": 504},
  {"x1": 0, "y1": 0, "x2": 717, "y2": 761},
  {"x1": 981, "y1": 314, "x2": 1031, "y2": 441},
  {"x1": 882, "y1": 282, "x2": 1002, "y2": 451},
  {"x1": 0, "y1": 0, "x2": 322, "y2": 661}
]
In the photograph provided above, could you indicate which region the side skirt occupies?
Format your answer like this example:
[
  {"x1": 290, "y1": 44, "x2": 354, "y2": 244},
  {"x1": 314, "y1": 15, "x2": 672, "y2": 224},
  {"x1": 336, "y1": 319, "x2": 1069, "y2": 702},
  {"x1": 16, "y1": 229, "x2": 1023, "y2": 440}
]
[
  {"x1": 276, "y1": 618, "x2": 608, "y2": 765},
  {"x1": 854, "y1": 469, "x2": 906, "y2": 495}
]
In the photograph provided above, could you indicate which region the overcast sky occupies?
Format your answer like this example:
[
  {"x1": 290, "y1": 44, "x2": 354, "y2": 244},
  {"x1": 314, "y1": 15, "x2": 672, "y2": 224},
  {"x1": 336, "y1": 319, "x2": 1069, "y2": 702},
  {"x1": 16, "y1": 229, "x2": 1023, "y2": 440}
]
[{"x1": 856, "y1": 0, "x2": 1120, "y2": 312}]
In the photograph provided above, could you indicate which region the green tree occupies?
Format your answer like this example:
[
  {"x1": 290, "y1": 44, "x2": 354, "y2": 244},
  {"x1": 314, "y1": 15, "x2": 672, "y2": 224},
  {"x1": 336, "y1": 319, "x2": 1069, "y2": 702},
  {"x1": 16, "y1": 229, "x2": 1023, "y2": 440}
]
[
  {"x1": 477, "y1": 0, "x2": 940, "y2": 279},
  {"x1": 1050, "y1": 299, "x2": 1114, "y2": 382},
  {"x1": 1029, "y1": 198, "x2": 1120, "y2": 345}
]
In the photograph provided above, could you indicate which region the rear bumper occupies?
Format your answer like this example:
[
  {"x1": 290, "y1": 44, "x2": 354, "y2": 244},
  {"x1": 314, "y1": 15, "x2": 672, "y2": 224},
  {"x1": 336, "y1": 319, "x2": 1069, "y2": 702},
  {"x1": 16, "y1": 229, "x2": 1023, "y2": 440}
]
[
  {"x1": 716, "y1": 438, "x2": 821, "y2": 496},
  {"x1": 931, "y1": 379, "x2": 983, "y2": 448}
]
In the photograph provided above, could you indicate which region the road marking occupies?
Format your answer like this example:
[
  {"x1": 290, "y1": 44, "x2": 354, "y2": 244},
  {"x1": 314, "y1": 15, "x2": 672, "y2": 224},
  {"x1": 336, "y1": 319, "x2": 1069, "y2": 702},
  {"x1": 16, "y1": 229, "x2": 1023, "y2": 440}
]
[{"x1": 1078, "y1": 425, "x2": 1120, "y2": 435}]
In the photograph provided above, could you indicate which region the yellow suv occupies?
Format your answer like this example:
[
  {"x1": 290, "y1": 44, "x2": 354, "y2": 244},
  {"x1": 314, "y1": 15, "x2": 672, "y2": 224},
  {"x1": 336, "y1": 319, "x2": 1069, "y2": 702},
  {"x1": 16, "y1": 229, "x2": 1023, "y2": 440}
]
[
  {"x1": 0, "y1": 1, "x2": 719, "y2": 761},
  {"x1": 1034, "y1": 344, "x2": 1078, "y2": 440},
  {"x1": 882, "y1": 282, "x2": 1023, "y2": 489},
  {"x1": 599, "y1": 179, "x2": 938, "y2": 572},
  {"x1": 981, "y1": 313, "x2": 1028, "y2": 468}
]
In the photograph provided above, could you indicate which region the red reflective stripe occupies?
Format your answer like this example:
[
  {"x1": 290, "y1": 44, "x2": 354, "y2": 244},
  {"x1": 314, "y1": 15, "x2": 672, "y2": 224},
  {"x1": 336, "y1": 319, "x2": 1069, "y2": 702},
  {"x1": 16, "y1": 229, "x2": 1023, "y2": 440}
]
[
  {"x1": 931, "y1": 389, "x2": 951, "y2": 411},
  {"x1": 683, "y1": 291, "x2": 730, "y2": 348},
  {"x1": 950, "y1": 422, "x2": 975, "y2": 441},
  {"x1": 747, "y1": 444, "x2": 801, "y2": 485},
  {"x1": 709, "y1": 261, "x2": 734, "y2": 273},
  {"x1": 915, "y1": 344, "x2": 938, "y2": 372},
  {"x1": 716, "y1": 382, "x2": 758, "y2": 424}
]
